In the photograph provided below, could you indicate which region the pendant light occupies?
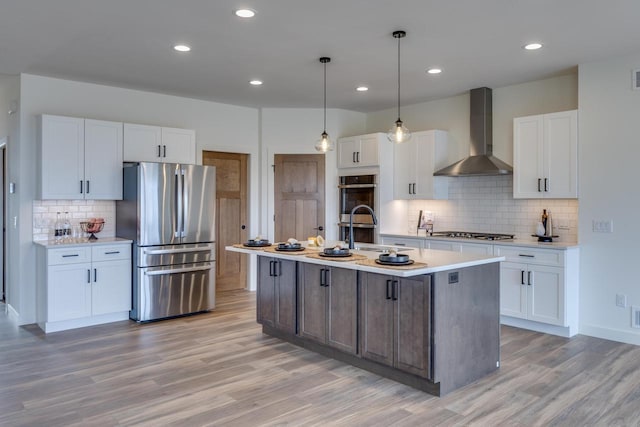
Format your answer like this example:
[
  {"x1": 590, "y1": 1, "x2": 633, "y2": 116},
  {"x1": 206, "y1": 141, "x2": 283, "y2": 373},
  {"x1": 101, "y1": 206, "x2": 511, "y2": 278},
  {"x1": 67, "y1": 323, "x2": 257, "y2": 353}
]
[
  {"x1": 387, "y1": 30, "x2": 412, "y2": 144},
  {"x1": 315, "y1": 57, "x2": 334, "y2": 152}
]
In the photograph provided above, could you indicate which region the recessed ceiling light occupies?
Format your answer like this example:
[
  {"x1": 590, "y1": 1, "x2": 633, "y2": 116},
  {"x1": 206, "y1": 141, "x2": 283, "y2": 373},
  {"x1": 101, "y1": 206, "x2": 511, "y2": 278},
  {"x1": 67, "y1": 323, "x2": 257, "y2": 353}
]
[
  {"x1": 524, "y1": 43, "x2": 543, "y2": 50},
  {"x1": 249, "y1": 80, "x2": 263, "y2": 86},
  {"x1": 173, "y1": 44, "x2": 191, "y2": 52},
  {"x1": 235, "y1": 9, "x2": 256, "y2": 18},
  {"x1": 427, "y1": 68, "x2": 442, "y2": 74},
  {"x1": 356, "y1": 86, "x2": 369, "y2": 92}
]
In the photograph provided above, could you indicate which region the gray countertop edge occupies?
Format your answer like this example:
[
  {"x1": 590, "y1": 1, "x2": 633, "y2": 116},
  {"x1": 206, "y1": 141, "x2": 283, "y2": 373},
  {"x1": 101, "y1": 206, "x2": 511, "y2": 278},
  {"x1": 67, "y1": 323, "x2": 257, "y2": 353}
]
[
  {"x1": 34, "y1": 237, "x2": 133, "y2": 248},
  {"x1": 380, "y1": 233, "x2": 579, "y2": 249},
  {"x1": 226, "y1": 246, "x2": 504, "y2": 278}
]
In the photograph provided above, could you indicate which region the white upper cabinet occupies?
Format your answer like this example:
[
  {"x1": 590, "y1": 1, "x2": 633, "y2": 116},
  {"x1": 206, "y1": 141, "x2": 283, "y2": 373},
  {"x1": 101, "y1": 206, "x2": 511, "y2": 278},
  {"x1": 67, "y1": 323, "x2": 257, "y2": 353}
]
[
  {"x1": 337, "y1": 133, "x2": 381, "y2": 168},
  {"x1": 161, "y1": 127, "x2": 196, "y2": 164},
  {"x1": 124, "y1": 123, "x2": 196, "y2": 164},
  {"x1": 38, "y1": 115, "x2": 123, "y2": 200},
  {"x1": 393, "y1": 130, "x2": 449, "y2": 200},
  {"x1": 513, "y1": 110, "x2": 578, "y2": 199},
  {"x1": 84, "y1": 119, "x2": 124, "y2": 199}
]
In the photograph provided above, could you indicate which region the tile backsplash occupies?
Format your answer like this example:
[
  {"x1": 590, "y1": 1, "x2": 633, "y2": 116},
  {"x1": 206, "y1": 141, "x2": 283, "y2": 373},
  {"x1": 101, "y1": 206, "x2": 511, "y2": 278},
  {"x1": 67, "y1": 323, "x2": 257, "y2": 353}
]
[
  {"x1": 408, "y1": 175, "x2": 578, "y2": 242},
  {"x1": 33, "y1": 200, "x2": 116, "y2": 241}
]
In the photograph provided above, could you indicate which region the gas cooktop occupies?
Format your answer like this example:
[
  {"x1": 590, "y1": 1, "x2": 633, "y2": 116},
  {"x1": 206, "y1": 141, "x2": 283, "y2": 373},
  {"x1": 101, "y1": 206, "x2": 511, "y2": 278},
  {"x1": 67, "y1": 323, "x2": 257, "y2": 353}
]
[{"x1": 430, "y1": 231, "x2": 515, "y2": 241}]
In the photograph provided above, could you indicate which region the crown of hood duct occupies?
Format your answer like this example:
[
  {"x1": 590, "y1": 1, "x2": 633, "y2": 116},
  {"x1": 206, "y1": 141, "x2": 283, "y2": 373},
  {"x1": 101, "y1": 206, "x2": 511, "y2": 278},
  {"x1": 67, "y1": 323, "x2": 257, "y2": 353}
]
[{"x1": 434, "y1": 87, "x2": 512, "y2": 176}]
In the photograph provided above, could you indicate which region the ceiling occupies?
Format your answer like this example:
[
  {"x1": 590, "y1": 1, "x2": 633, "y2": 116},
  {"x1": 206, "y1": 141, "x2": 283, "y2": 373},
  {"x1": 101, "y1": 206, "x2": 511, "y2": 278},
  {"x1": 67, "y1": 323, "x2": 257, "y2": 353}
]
[{"x1": 1, "y1": 0, "x2": 639, "y2": 112}]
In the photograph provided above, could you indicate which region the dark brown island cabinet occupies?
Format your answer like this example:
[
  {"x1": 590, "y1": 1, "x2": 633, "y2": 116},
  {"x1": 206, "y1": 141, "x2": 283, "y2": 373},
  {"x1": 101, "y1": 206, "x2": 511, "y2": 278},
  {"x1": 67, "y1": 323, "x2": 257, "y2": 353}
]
[{"x1": 256, "y1": 255, "x2": 500, "y2": 396}]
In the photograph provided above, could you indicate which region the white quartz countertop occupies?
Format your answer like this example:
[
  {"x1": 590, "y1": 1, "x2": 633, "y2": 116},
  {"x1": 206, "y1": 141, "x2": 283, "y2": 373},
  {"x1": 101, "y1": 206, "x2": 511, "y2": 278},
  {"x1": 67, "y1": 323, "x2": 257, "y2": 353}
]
[
  {"x1": 34, "y1": 237, "x2": 133, "y2": 248},
  {"x1": 380, "y1": 233, "x2": 579, "y2": 249},
  {"x1": 226, "y1": 244, "x2": 504, "y2": 277}
]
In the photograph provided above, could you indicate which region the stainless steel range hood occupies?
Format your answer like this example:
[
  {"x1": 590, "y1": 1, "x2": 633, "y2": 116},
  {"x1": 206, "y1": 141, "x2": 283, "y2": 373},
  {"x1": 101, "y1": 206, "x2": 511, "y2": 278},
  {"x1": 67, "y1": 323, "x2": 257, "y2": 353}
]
[{"x1": 434, "y1": 87, "x2": 512, "y2": 176}]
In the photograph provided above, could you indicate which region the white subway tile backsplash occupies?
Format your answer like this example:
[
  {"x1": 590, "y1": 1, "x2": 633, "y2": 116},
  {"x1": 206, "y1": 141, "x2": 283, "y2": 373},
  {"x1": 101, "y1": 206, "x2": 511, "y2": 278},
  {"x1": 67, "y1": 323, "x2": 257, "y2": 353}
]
[
  {"x1": 408, "y1": 175, "x2": 578, "y2": 242},
  {"x1": 33, "y1": 200, "x2": 116, "y2": 241}
]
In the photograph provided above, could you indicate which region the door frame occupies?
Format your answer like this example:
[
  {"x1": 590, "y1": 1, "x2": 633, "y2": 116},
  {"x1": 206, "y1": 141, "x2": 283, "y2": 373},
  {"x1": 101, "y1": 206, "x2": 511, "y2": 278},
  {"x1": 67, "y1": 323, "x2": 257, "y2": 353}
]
[
  {"x1": 264, "y1": 145, "x2": 338, "y2": 243},
  {"x1": 202, "y1": 150, "x2": 249, "y2": 291},
  {"x1": 199, "y1": 145, "x2": 258, "y2": 290}
]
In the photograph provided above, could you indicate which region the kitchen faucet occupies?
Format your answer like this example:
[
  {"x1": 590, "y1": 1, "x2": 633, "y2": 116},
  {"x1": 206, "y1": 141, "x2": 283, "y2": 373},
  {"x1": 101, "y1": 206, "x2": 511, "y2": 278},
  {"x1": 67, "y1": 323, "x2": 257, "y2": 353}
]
[{"x1": 348, "y1": 204, "x2": 377, "y2": 249}]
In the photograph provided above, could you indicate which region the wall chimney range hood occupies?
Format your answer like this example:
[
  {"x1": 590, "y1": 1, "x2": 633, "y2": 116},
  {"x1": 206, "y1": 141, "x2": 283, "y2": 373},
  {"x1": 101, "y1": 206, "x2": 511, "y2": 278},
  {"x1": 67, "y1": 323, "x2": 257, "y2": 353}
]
[{"x1": 434, "y1": 87, "x2": 512, "y2": 176}]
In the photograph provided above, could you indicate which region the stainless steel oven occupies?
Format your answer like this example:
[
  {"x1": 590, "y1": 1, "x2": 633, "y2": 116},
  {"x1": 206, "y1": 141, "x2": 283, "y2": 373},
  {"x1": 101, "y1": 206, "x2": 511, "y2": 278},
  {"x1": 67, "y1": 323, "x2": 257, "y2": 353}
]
[{"x1": 338, "y1": 174, "x2": 377, "y2": 243}]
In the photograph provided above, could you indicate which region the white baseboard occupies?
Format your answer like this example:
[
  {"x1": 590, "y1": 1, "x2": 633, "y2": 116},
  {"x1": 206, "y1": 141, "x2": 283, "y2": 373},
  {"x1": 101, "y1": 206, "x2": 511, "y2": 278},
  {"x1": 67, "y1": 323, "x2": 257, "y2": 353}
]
[
  {"x1": 6, "y1": 303, "x2": 19, "y2": 322},
  {"x1": 39, "y1": 311, "x2": 131, "y2": 333},
  {"x1": 579, "y1": 323, "x2": 640, "y2": 346},
  {"x1": 500, "y1": 316, "x2": 576, "y2": 338}
]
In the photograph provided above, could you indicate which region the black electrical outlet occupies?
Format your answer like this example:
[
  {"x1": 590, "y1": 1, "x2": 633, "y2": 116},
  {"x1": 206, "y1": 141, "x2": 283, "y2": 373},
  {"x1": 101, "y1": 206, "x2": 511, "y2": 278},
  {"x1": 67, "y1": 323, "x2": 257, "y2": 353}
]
[{"x1": 448, "y1": 271, "x2": 459, "y2": 284}]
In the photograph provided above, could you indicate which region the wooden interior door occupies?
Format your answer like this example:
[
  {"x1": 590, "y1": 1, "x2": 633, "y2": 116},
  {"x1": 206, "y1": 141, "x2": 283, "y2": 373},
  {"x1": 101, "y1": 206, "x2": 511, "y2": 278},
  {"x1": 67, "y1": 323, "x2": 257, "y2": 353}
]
[
  {"x1": 202, "y1": 151, "x2": 248, "y2": 291},
  {"x1": 274, "y1": 154, "x2": 325, "y2": 243}
]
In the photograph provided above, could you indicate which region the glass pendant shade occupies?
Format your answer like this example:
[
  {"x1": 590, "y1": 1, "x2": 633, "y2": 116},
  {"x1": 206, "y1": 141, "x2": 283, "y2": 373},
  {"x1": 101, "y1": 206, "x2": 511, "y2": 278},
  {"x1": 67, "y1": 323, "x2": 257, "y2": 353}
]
[
  {"x1": 387, "y1": 119, "x2": 412, "y2": 144},
  {"x1": 315, "y1": 131, "x2": 334, "y2": 152}
]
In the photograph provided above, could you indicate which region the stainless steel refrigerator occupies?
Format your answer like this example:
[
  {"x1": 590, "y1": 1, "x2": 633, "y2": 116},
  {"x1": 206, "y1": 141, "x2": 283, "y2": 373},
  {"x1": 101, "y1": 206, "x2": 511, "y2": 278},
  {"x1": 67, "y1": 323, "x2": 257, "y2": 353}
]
[{"x1": 116, "y1": 162, "x2": 216, "y2": 321}]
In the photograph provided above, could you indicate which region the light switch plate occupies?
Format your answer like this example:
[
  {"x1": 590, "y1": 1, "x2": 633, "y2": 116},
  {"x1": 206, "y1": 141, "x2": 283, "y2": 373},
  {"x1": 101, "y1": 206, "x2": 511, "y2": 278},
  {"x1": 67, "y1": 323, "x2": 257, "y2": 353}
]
[{"x1": 592, "y1": 220, "x2": 613, "y2": 233}]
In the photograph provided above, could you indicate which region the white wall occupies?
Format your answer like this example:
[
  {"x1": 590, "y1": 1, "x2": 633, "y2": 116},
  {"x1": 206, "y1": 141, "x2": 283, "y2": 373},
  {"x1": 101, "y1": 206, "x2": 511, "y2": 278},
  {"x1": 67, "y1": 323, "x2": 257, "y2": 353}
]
[
  {"x1": 578, "y1": 52, "x2": 640, "y2": 344},
  {"x1": 260, "y1": 108, "x2": 366, "y2": 242},
  {"x1": 12, "y1": 74, "x2": 259, "y2": 324}
]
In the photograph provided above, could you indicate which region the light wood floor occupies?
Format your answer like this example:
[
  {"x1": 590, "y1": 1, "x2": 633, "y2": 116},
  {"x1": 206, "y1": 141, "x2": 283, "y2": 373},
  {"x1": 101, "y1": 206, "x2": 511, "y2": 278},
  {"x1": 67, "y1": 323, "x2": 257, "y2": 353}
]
[{"x1": 2, "y1": 291, "x2": 640, "y2": 426}]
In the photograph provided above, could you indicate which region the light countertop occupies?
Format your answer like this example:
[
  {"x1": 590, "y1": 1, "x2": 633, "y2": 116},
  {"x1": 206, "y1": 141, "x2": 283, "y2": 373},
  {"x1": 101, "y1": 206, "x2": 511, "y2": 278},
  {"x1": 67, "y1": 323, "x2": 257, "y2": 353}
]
[
  {"x1": 34, "y1": 237, "x2": 133, "y2": 248},
  {"x1": 226, "y1": 244, "x2": 504, "y2": 278},
  {"x1": 380, "y1": 232, "x2": 579, "y2": 249}
]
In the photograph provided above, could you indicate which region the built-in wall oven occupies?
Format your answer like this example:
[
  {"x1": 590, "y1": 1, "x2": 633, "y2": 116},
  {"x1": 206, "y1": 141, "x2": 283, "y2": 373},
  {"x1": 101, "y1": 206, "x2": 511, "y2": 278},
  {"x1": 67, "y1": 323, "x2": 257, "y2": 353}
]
[{"x1": 338, "y1": 174, "x2": 377, "y2": 244}]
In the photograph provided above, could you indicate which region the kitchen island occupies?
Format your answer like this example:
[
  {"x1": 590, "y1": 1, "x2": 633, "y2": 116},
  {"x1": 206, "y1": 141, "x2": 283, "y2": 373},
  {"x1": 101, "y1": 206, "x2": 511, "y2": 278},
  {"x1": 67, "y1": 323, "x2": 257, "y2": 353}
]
[{"x1": 226, "y1": 244, "x2": 504, "y2": 396}]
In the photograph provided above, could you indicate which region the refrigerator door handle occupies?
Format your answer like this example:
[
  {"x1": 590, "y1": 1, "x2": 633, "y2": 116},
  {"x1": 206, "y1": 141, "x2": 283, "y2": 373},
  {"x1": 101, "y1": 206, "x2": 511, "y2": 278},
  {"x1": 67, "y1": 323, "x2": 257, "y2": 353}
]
[
  {"x1": 144, "y1": 264, "x2": 213, "y2": 276},
  {"x1": 181, "y1": 168, "x2": 187, "y2": 238},
  {"x1": 174, "y1": 168, "x2": 183, "y2": 239},
  {"x1": 144, "y1": 245, "x2": 214, "y2": 255}
]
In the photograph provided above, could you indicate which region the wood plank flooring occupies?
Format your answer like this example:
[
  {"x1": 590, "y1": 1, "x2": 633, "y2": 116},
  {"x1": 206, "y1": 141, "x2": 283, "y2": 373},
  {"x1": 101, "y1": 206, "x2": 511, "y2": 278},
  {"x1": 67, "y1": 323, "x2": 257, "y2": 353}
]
[{"x1": 1, "y1": 291, "x2": 640, "y2": 426}]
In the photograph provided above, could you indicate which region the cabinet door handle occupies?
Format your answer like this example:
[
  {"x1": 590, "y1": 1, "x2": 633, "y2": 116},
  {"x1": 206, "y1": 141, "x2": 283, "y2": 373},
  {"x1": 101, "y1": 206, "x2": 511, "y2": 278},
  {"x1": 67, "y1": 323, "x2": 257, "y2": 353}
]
[
  {"x1": 356, "y1": 152, "x2": 360, "y2": 163},
  {"x1": 392, "y1": 280, "x2": 399, "y2": 301},
  {"x1": 537, "y1": 178, "x2": 541, "y2": 192},
  {"x1": 528, "y1": 271, "x2": 533, "y2": 286},
  {"x1": 412, "y1": 183, "x2": 416, "y2": 194},
  {"x1": 325, "y1": 269, "x2": 330, "y2": 287},
  {"x1": 94, "y1": 268, "x2": 97, "y2": 282},
  {"x1": 408, "y1": 183, "x2": 412, "y2": 195},
  {"x1": 269, "y1": 260, "x2": 274, "y2": 277},
  {"x1": 275, "y1": 261, "x2": 280, "y2": 277},
  {"x1": 104, "y1": 251, "x2": 120, "y2": 255},
  {"x1": 62, "y1": 254, "x2": 80, "y2": 258},
  {"x1": 163, "y1": 145, "x2": 167, "y2": 158},
  {"x1": 86, "y1": 180, "x2": 90, "y2": 194},
  {"x1": 518, "y1": 254, "x2": 535, "y2": 258},
  {"x1": 352, "y1": 152, "x2": 356, "y2": 163},
  {"x1": 158, "y1": 145, "x2": 162, "y2": 157},
  {"x1": 386, "y1": 280, "x2": 392, "y2": 300},
  {"x1": 544, "y1": 178, "x2": 548, "y2": 192},
  {"x1": 87, "y1": 269, "x2": 91, "y2": 284},
  {"x1": 320, "y1": 268, "x2": 325, "y2": 287},
  {"x1": 521, "y1": 270, "x2": 525, "y2": 285},
  {"x1": 80, "y1": 180, "x2": 84, "y2": 194}
]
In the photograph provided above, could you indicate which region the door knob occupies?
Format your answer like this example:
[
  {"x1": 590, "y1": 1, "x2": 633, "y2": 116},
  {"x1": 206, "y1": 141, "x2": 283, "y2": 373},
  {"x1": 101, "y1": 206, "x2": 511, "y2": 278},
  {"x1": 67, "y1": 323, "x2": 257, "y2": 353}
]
[
  {"x1": 241, "y1": 225, "x2": 246, "y2": 230},
  {"x1": 314, "y1": 226, "x2": 324, "y2": 231}
]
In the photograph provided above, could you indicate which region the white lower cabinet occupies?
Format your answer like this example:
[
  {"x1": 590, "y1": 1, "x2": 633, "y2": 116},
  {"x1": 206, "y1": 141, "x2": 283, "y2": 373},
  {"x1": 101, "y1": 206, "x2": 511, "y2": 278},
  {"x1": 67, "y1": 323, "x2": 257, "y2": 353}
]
[
  {"x1": 427, "y1": 240, "x2": 493, "y2": 254},
  {"x1": 37, "y1": 242, "x2": 132, "y2": 333},
  {"x1": 495, "y1": 245, "x2": 579, "y2": 337}
]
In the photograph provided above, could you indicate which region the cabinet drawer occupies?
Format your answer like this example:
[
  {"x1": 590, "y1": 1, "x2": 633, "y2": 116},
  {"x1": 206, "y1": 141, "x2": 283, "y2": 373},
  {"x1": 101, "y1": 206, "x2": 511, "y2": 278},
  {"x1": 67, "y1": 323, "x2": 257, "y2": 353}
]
[
  {"x1": 47, "y1": 247, "x2": 91, "y2": 265},
  {"x1": 92, "y1": 244, "x2": 131, "y2": 262},
  {"x1": 380, "y1": 236, "x2": 424, "y2": 249},
  {"x1": 494, "y1": 245, "x2": 564, "y2": 266}
]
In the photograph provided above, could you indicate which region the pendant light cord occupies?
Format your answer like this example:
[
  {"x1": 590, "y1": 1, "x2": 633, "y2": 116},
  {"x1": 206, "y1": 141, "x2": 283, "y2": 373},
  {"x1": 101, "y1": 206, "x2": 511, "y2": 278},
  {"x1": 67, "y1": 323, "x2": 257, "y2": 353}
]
[
  {"x1": 397, "y1": 34, "x2": 401, "y2": 120},
  {"x1": 324, "y1": 59, "x2": 327, "y2": 132}
]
